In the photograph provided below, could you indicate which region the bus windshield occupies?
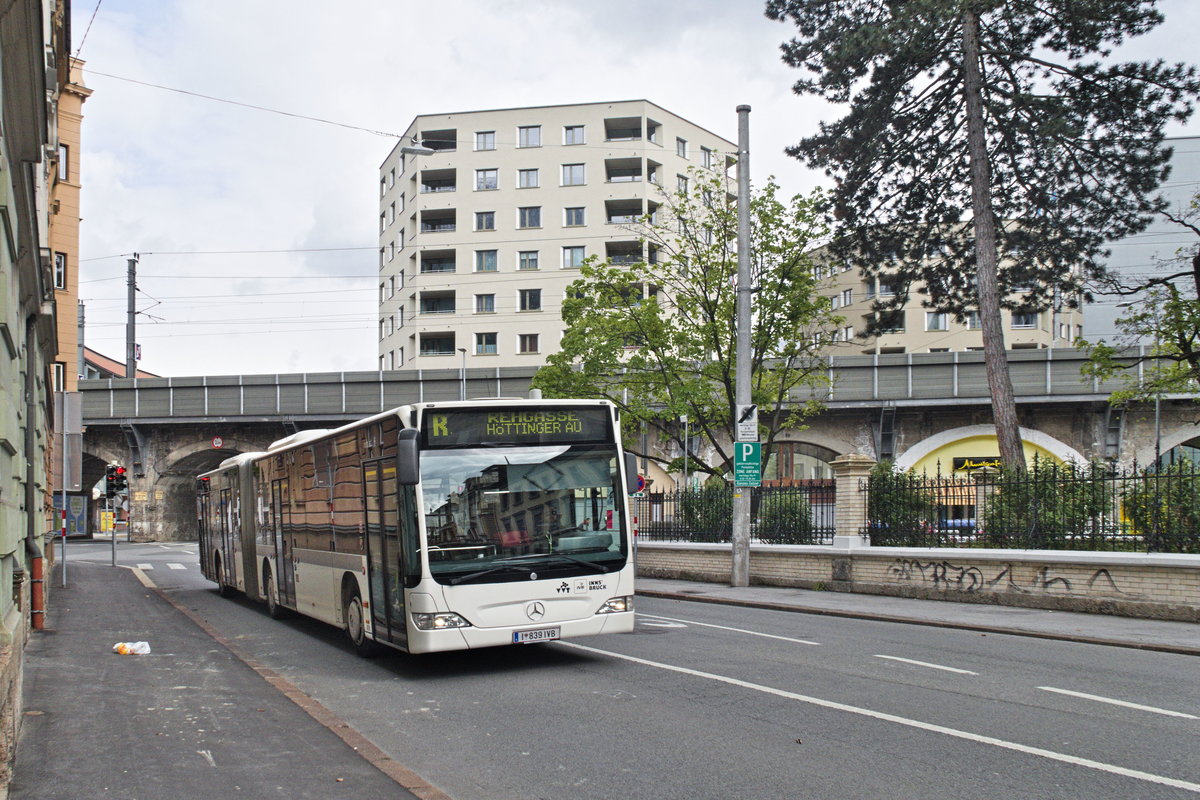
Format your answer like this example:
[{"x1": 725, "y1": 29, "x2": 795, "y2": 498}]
[{"x1": 420, "y1": 444, "x2": 628, "y2": 584}]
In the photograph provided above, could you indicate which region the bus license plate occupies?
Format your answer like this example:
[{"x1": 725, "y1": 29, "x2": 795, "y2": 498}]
[{"x1": 513, "y1": 626, "x2": 560, "y2": 644}]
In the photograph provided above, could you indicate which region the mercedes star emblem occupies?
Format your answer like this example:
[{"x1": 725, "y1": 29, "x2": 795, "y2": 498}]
[{"x1": 526, "y1": 602, "x2": 546, "y2": 621}]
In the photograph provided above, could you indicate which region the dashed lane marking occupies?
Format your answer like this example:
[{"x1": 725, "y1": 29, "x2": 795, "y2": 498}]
[
  {"x1": 639, "y1": 613, "x2": 821, "y2": 646},
  {"x1": 167, "y1": 563, "x2": 186, "y2": 570},
  {"x1": 874, "y1": 654, "x2": 979, "y2": 675},
  {"x1": 136, "y1": 563, "x2": 153, "y2": 570}
]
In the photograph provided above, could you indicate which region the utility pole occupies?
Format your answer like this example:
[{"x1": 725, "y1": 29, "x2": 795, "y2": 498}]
[
  {"x1": 125, "y1": 254, "x2": 138, "y2": 378},
  {"x1": 731, "y1": 104, "x2": 753, "y2": 588},
  {"x1": 77, "y1": 301, "x2": 85, "y2": 382}
]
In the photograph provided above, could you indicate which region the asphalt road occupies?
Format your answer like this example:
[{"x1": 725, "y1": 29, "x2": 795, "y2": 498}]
[{"x1": 68, "y1": 540, "x2": 1200, "y2": 800}]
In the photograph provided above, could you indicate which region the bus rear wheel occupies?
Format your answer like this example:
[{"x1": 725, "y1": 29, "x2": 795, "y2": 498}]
[
  {"x1": 264, "y1": 570, "x2": 286, "y2": 619},
  {"x1": 344, "y1": 589, "x2": 378, "y2": 658},
  {"x1": 214, "y1": 554, "x2": 236, "y2": 598}
]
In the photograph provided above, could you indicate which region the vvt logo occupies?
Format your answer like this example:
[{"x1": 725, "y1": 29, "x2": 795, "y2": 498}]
[{"x1": 556, "y1": 581, "x2": 571, "y2": 594}]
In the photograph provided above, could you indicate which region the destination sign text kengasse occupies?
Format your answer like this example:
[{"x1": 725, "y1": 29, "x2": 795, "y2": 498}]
[{"x1": 422, "y1": 407, "x2": 611, "y2": 448}]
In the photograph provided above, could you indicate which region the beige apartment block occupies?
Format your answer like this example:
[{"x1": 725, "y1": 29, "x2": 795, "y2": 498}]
[
  {"x1": 816, "y1": 263, "x2": 1085, "y2": 355},
  {"x1": 377, "y1": 100, "x2": 735, "y2": 371}
]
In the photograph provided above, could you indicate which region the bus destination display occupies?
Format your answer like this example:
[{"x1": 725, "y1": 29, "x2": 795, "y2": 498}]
[{"x1": 423, "y1": 407, "x2": 610, "y2": 448}]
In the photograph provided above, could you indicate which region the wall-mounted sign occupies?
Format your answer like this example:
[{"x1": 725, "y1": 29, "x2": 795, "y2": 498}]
[
  {"x1": 211, "y1": 436, "x2": 224, "y2": 449},
  {"x1": 952, "y1": 456, "x2": 1002, "y2": 471}
]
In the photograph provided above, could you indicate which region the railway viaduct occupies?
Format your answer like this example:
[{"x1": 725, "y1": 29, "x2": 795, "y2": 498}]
[{"x1": 78, "y1": 348, "x2": 1198, "y2": 542}]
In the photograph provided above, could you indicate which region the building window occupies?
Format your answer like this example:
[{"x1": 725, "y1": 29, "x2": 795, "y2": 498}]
[
  {"x1": 475, "y1": 332, "x2": 498, "y2": 355},
  {"x1": 564, "y1": 125, "x2": 585, "y2": 145},
  {"x1": 562, "y1": 163, "x2": 586, "y2": 186},
  {"x1": 379, "y1": 213, "x2": 386, "y2": 233},
  {"x1": 58, "y1": 144, "x2": 68, "y2": 181},
  {"x1": 841, "y1": 326, "x2": 854, "y2": 342},
  {"x1": 676, "y1": 137, "x2": 688, "y2": 158},
  {"x1": 387, "y1": 202, "x2": 395, "y2": 225},
  {"x1": 518, "y1": 168, "x2": 539, "y2": 188},
  {"x1": 965, "y1": 311, "x2": 981, "y2": 329},
  {"x1": 380, "y1": 177, "x2": 387, "y2": 198},
  {"x1": 564, "y1": 206, "x2": 586, "y2": 226},
  {"x1": 475, "y1": 250, "x2": 498, "y2": 272},
  {"x1": 475, "y1": 131, "x2": 495, "y2": 151},
  {"x1": 52, "y1": 362, "x2": 65, "y2": 391},
  {"x1": 518, "y1": 250, "x2": 539, "y2": 270},
  {"x1": 840, "y1": 288, "x2": 852, "y2": 307},
  {"x1": 388, "y1": 169, "x2": 395, "y2": 188},
  {"x1": 518, "y1": 125, "x2": 541, "y2": 148},
  {"x1": 54, "y1": 252, "x2": 67, "y2": 290},
  {"x1": 1012, "y1": 311, "x2": 1039, "y2": 328},
  {"x1": 519, "y1": 333, "x2": 540, "y2": 353},
  {"x1": 475, "y1": 168, "x2": 498, "y2": 191},
  {"x1": 475, "y1": 293, "x2": 495, "y2": 313},
  {"x1": 926, "y1": 312, "x2": 948, "y2": 331},
  {"x1": 518, "y1": 206, "x2": 541, "y2": 229},
  {"x1": 562, "y1": 246, "x2": 585, "y2": 268},
  {"x1": 519, "y1": 288, "x2": 542, "y2": 311},
  {"x1": 475, "y1": 211, "x2": 495, "y2": 231},
  {"x1": 676, "y1": 174, "x2": 688, "y2": 194},
  {"x1": 700, "y1": 146, "x2": 712, "y2": 169},
  {"x1": 388, "y1": 241, "x2": 396, "y2": 262}
]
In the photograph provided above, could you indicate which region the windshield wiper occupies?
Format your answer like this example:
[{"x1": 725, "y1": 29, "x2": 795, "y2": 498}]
[
  {"x1": 448, "y1": 564, "x2": 533, "y2": 586},
  {"x1": 526, "y1": 553, "x2": 610, "y2": 574}
]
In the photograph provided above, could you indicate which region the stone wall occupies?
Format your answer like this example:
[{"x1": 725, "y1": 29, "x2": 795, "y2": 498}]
[{"x1": 636, "y1": 542, "x2": 1200, "y2": 622}]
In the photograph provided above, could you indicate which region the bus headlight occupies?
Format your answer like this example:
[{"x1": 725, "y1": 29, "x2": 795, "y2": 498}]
[
  {"x1": 412, "y1": 612, "x2": 472, "y2": 630},
  {"x1": 596, "y1": 596, "x2": 633, "y2": 614}
]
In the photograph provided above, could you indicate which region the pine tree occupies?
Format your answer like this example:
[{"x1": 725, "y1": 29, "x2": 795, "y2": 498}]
[{"x1": 766, "y1": 0, "x2": 1199, "y2": 469}]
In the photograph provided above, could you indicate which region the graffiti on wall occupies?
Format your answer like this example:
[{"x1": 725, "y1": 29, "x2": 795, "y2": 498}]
[{"x1": 886, "y1": 560, "x2": 1132, "y2": 597}]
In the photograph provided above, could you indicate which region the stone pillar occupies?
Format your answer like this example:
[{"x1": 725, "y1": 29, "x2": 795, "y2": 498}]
[{"x1": 831, "y1": 453, "x2": 877, "y2": 549}]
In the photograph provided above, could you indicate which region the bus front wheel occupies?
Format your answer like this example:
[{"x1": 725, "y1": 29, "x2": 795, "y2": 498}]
[{"x1": 344, "y1": 588, "x2": 378, "y2": 658}]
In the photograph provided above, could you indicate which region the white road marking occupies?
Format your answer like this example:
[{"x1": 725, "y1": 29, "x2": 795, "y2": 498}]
[
  {"x1": 639, "y1": 613, "x2": 821, "y2": 646},
  {"x1": 197, "y1": 750, "x2": 216, "y2": 768},
  {"x1": 167, "y1": 563, "x2": 186, "y2": 570},
  {"x1": 638, "y1": 620, "x2": 688, "y2": 629},
  {"x1": 562, "y1": 642, "x2": 1200, "y2": 794},
  {"x1": 1039, "y1": 687, "x2": 1199, "y2": 720},
  {"x1": 874, "y1": 655, "x2": 978, "y2": 675},
  {"x1": 136, "y1": 563, "x2": 153, "y2": 570}
]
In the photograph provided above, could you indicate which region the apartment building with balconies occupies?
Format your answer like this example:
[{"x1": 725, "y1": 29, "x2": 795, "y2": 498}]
[
  {"x1": 377, "y1": 101, "x2": 735, "y2": 371},
  {"x1": 816, "y1": 261, "x2": 1086, "y2": 355}
]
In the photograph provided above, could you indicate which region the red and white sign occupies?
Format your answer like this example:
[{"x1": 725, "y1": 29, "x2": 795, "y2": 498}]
[{"x1": 211, "y1": 436, "x2": 224, "y2": 449}]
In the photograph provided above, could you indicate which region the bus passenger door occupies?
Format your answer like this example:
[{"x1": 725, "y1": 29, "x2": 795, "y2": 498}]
[
  {"x1": 219, "y1": 488, "x2": 234, "y2": 586},
  {"x1": 272, "y1": 479, "x2": 296, "y2": 607},
  {"x1": 363, "y1": 462, "x2": 406, "y2": 646}
]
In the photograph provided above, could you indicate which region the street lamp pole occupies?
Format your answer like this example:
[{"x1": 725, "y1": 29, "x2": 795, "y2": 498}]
[
  {"x1": 681, "y1": 414, "x2": 689, "y2": 492},
  {"x1": 731, "y1": 104, "x2": 752, "y2": 588}
]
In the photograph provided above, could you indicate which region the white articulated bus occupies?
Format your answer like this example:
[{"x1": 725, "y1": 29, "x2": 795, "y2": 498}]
[{"x1": 196, "y1": 399, "x2": 637, "y2": 655}]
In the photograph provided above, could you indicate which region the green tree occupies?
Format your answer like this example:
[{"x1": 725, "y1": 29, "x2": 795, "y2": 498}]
[
  {"x1": 765, "y1": 0, "x2": 1200, "y2": 471},
  {"x1": 1083, "y1": 190, "x2": 1200, "y2": 401},
  {"x1": 532, "y1": 171, "x2": 840, "y2": 479}
]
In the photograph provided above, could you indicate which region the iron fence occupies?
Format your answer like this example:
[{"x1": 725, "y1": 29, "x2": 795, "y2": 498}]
[
  {"x1": 634, "y1": 482, "x2": 836, "y2": 545},
  {"x1": 863, "y1": 458, "x2": 1200, "y2": 553}
]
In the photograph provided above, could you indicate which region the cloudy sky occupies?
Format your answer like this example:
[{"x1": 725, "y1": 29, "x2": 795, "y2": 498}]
[{"x1": 72, "y1": 0, "x2": 1200, "y2": 377}]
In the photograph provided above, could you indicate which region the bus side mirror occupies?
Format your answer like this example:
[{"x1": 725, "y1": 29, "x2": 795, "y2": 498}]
[
  {"x1": 397, "y1": 429, "x2": 420, "y2": 485},
  {"x1": 624, "y1": 452, "x2": 638, "y2": 494}
]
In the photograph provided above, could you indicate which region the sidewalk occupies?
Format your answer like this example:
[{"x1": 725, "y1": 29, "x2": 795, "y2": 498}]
[
  {"x1": 637, "y1": 577, "x2": 1200, "y2": 655},
  {"x1": 11, "y1": 561, "x2": 426, "y2": 800}
]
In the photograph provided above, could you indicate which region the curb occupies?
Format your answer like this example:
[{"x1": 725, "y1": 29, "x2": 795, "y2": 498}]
[{"x1": 636, "y1": 589, "x2": 1200, "y2": 658}]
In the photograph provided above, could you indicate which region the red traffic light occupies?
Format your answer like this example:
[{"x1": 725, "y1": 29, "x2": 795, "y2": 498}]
[{"x1": 114, "y1": 466, "x2": 127, "y2": 476}]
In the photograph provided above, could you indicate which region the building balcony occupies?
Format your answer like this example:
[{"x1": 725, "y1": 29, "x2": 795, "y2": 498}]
[
  {"x1": 606, "y1": 199, "x2": 643, "y2": 225},
  {"x1": 420, "y1": 168, "x2": 456, "y2": 193},
  {"x1": 420, "y1": 128, "x2": 457, "y2": 152},
  {"x1": 605, "y1": 116, "x2": 643, "y2": 141},
  {"x1": 419, "y1": 209, "x2": 456, "y2": 233}
]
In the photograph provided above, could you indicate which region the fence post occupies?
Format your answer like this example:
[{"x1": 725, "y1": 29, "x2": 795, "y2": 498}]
[{"x1": 831, "y1": 453, "x2": 877, "y2": 548}]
